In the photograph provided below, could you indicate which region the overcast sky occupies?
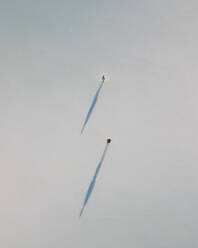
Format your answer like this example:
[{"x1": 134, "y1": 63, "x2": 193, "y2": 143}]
[{"x1": 1, "y1": 0, "x2": 198, "y2": 247}]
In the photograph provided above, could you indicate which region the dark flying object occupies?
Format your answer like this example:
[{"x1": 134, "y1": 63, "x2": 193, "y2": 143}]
[{"x1": 107, "y1": 137, "x2": 111, "y2": 143}]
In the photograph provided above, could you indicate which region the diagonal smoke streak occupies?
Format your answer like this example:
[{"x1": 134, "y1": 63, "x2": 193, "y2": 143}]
[
  {"x1": 80, "y1": 80, "x2": 104, "y2": 134},
  {"x1": 80, "y1": 143, "x2": 109, "y2": 217}
]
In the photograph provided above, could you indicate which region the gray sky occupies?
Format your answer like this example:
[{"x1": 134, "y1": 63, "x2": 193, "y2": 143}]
[{"x1": 1, "y1": 0, "x2": 198, "y2": 247}]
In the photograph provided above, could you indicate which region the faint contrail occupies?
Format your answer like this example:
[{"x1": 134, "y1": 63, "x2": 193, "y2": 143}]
[
  {"x1": 80, "y1": 76, "x2": 105, "y2": 134},
  {"x1": 80, "y1": 138, "x2": 111, "y2": 217}
]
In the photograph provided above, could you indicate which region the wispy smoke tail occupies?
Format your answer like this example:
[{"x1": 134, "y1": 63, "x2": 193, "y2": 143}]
[
  {"x1": 80, "y1": 143, "x2": 109, "y2": 217},
  {"x1": 80, "y1": 80, "x2": 104, "y2": 134}
]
